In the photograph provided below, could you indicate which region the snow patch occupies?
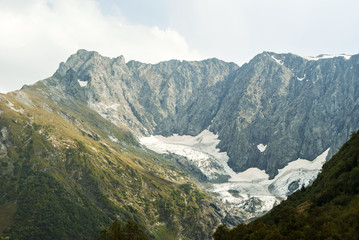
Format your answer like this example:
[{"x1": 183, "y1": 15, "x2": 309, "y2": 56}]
[
  {"x1": 257, "y1": 143, "x2": 267, "y2": 152},
  {"x1": 109, "y1": 135, "x2": 119, "y2": 143},
  {"x1": 271, "y1": 55, "x2": 283, "y2": 65},
  {"x1": 304, "y1": 54, "x2": 351, "y2": 61},
  {"x1": 297, "y1": 74, "x2": 306, "y2": 81},
  {"x1": 77, "y1": 79, "x2": 88, "y2": 87},
  {"x1": 140, "y1": 130, "x2": 231, "y2": 179}
]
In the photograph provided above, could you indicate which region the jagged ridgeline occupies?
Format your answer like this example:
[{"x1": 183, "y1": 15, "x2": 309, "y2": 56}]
[
  {"x1": 30, "y1": 50, "x2": 359, "y2": 178},
  {"x1": 0, "y1": 92, "x2": 221, "y2": 239},
  {"x1": 213, "y1": 130, "x2": 359, "y2": 240}
]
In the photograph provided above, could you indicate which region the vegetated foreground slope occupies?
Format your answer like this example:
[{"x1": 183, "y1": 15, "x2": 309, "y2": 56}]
[
  {"x1": 0, "y1": 89, "x2": 222, "y2": 240},
  {"x1": 213, "y1": 130, "x2": 359, "y2": 240}
]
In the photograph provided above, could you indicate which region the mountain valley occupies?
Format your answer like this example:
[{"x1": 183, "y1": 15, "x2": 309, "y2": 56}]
[{"x1": 1, "y1": 50, "x2": 359, "y2": 239}]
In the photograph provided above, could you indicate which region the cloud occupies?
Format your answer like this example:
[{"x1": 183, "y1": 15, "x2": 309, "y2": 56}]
[
  {"x1": 0, "y1": 0, "x2": 202, "y2": 93},
  {"x1": 2, "y1": 0, "x2": 359, "y2": 93},
  {"x1": 163, "y1": 0, "x2": 359, "y2": 64}
]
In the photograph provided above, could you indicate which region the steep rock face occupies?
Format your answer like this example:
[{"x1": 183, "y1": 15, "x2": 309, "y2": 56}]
[
  {"x1": 53, "y1": 49, "x2": 238, "y2": 135},
  {"x1": 33, "y1": 50, "x2": 359, "y2": 178},
  {"x1": 213, "y1": 53, "x2": 359, "y2": 177}
]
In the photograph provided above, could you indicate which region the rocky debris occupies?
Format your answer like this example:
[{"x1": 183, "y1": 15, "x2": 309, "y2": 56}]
[{"x1": 242, "y1": 197, "x2": 263, "y2": 213}]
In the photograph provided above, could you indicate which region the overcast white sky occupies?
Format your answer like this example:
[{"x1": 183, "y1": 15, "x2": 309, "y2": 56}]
[{"x1": 1, "y1": 0, "x2": 359, "y2": 93}]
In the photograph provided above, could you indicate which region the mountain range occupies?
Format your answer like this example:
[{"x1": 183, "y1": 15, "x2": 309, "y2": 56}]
[
  {"x1": 1, "y1": 49, "x2": 359, "y2": 239},
  {"x1": 40, "y1": 50, "x2": 359, "y2": 178}
]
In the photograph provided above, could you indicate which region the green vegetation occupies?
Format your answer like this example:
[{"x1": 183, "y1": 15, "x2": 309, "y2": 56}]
[
  {"x1": 0, "y1": 203, "x2": 17, "y2": 235},
  {"x1": 96, "y1": 220, "x2": 149, "y2": 240},
  {"x1": 213, "y1": 130, "x2": 359, "y2": 240},
  {"x1": 0, "y1": 90, "x2": 218, "y2": 239}
]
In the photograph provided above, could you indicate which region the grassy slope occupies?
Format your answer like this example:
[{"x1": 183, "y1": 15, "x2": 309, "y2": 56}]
[
  {"x1": 0, "y1": 89, "x2": 219, "y2": 240},
  {"x1": 213, "y1": 131, "x2": 359, "y2": 240}
]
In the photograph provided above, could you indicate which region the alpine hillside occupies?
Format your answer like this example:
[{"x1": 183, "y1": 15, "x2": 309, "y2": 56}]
[
  {"x1": 0, "y1": 90, "x2": 223, "y2": 239},
  {"x1": 1, "y1": 49, "x2": 359, "y2": 239}
]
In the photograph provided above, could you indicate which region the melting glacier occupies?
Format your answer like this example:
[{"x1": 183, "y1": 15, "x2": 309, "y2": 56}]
[{"x1": 140, "y1": 130, "x2": 329, "y2": 220}]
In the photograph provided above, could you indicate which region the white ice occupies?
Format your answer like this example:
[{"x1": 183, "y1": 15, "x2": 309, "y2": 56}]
[
  {"x1": 269, "y1": 148, "x2": 330, "y2": 198},
  {"x1": 303, "y1": 54, "x2": 351, "y2": 61},
  {"x1": 271, "y1": 55, "x2": 283, "y2": 65},
  {"x1": 257, "y1": 143, "x2": 267, "y2": 152},
  {"x1": 211, "y1": 148, "x2": 329, "y2": 213},
  {"x1": 297, "y1": 74, "x2": 306, "y2": 81},
  {"x1": 77, "y1": 79, "x2": 88, "y2": 87},
  {"x1": 229, "y1": 168, "x2": 268, "y2": 182},
  {"x1": 139, "y1": 130, "x2": 231, "y2": 179},
  {"x1": 140, "y1": 130, "x2": 330, "y2": 216}
]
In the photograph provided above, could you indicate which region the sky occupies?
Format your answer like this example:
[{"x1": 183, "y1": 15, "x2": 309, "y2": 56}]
[{"x1": 1, "y1": 0, "x2": 359, "y2": 93}]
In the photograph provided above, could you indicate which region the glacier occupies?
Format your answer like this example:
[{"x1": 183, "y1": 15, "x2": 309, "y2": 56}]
[{"x1": 140, "y1": 130, "x2": 329, "y2": 219}]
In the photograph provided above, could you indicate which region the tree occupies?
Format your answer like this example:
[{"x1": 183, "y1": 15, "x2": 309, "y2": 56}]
[{"x1": 96, "y1": 219, "x2": 149, "y2": 240}]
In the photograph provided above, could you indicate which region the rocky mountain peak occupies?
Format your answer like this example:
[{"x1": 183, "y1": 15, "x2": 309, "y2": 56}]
[
  {"x1": 57, "y1": 49, "x2": 126, "y2": 78},
  {"x1": 49, "y1": 51, "x2": 239, "y2": 136},
  {"x1": 38, "y1": 50, "x2": 359, "y2": 180}
]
